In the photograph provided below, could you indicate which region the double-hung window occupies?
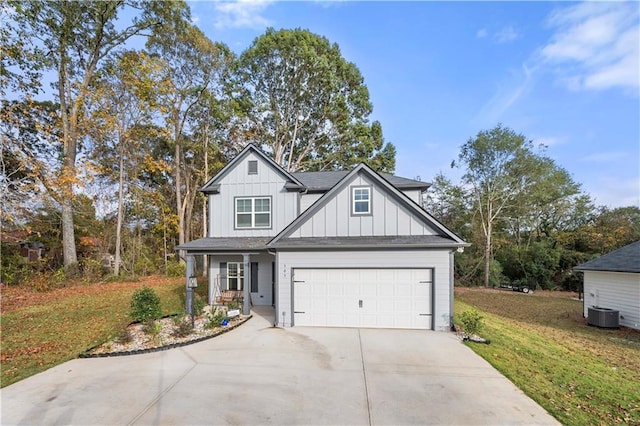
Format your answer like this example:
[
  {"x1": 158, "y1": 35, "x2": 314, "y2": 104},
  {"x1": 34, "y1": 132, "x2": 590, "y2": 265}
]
[
  {"x1": 227, "y1": 262, "x2": 244, "y2": 290},
  {"x1": 352, "y1": 187, "x2": 371, "y2": 215},
  {"x1": 235, "y1": 197, "x2": 271, "y2": 228}
]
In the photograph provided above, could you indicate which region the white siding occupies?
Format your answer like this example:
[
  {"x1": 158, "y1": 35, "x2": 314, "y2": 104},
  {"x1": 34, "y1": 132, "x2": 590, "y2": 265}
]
[
  {"x1": 209, "y1": 152, "x2": 298, "y2": 237},
  {"x1": 583, "y1": 271, "x2": 640, "y2": 330},
  {"x1": 290, "y1": 174, "x2": 438, "y2": 238},
  {"x1": 276, "y1": 249, "x2": 453, "y2": 331},
  {"x1": 401, "y1": 189, "x2": 422, "y2": 204},
  {"x1": 300, "y1": 193, "x2": 323, "y2": 212}
]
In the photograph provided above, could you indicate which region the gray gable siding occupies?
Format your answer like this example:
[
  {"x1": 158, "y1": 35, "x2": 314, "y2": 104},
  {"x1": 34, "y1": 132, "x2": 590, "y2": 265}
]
[
  {"x1": 209, "y1": 151, "x2": 299, "y2": 237},
  {"x1": 290, "y1": 173, "x2": 438, "y2": 238}
]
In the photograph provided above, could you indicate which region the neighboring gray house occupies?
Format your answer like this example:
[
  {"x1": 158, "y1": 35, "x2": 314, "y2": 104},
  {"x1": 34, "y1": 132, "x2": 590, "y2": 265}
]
[
  {"x1": 575, "y1": 240, "x2": 640, "y2": 330},
  {"x1": 177, "y1": 144, "x2": 467, "y2": 331}
]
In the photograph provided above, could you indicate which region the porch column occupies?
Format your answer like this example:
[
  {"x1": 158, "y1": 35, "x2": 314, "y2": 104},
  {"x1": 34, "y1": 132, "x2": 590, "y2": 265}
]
[
  {"x1": 243, "y1": 253, "x2": 250, "y2": 315},
  {"x1": 186, "y1": 254, "x2": 195, "y2": 316}
]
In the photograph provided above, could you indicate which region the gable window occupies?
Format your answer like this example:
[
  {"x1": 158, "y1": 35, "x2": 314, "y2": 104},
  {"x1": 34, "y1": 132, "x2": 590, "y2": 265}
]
[
  {"x1": 248, "y1": 160, "x2": 258, "y2": 175},
  {"x1": 352, "y1": 186, "x2": 371, "y2": 215},
  {"x1": 227, "y1": 262, "x2": 244, "y2": 290},
  {"x1": 235, "y1": 196, "x2": 271, "y2": 228}
]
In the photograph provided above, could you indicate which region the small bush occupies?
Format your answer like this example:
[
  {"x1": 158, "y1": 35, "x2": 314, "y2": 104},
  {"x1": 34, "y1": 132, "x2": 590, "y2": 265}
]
[
  {"x1": 115, "y1": 328, "x2": 133, "y2": 344},
  {"x1": 459, "y1": 309, "x2": 484, "y2": 336},
  {"x1": 206, "y1": 308, "x2": 226, "y2": 329},
  {"x1": 166, "y1": 261, "x2": 185, "y2": 278},
  {"x1": 142, "y1": 318, "x2": 162, "y2": 336},
  {"x1": 130, "y1": 286, "x2": 162, "y2": 322},
  {"x1": 81, "y1": 258, "x2": 106, "y2": 281},
  {"x1": 225, "y1": 299, "x2": 242, "y2": 311},
  {"x1": 172, "y1": 318, "x2": 194, "y2": 337},
  {"x1": 193, "y1": 294, "x2": 206, "y2": 316}
]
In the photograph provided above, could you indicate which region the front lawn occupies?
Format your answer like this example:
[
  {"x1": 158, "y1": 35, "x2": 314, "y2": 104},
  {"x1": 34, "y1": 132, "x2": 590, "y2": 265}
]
[
  {"x1": 0, "y1": 276, "x2": 187, "y2": 387},
  {"x1": 455, "y1": 288, "x2": 640, "y2": 425}
]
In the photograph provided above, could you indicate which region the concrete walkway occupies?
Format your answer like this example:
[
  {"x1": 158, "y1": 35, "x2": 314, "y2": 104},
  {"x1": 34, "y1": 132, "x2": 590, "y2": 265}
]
[{"x1": 1, "y1": 307, "x2": 558, "y2": 425}]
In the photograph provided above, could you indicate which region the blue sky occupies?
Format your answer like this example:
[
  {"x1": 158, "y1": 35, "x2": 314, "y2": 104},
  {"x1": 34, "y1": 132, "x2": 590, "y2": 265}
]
[{"x1": 188, "y1": 1, "x2": 639, "y2": 209}]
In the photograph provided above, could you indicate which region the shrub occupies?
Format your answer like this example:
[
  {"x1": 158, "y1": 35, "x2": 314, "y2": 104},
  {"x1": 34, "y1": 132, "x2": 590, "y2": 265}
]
[
  {"x1": 459, "y1": 309, "x2": 484, "y2": 336},
  {"x1": 172, "y1": 318, "x2": 194, "y2": 337},
  {"x1": 81, "y1": 258, "x2": 106, "y2": 281},
  {"x1": 166, "y1": 261, "x2": 185, "y2": 278},
  {"x1": 0, "y1": 244, "x2": 30, "y2": 285},
  {"x1": 206, "y1": 311, "x2": 226, "y2": 329},
  {"x1": 142, "y1": 318, "x2": 162, "y2": 336},
  {"x1": 193, "y1": 294, "x2": 206, "y2": 316},
  {"x1": 130, "y1": 286, "x2": 162, "y2": 322},
  {"x1": 115, "y1": 328, "x2": 133, "y2": 343},
  {"x1": 226, "y1": 299, "x2": 242, "y2": 311}
]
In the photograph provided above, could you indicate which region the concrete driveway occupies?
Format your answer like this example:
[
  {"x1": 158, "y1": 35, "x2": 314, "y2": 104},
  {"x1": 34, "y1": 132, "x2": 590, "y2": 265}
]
[{"x1": 1, "y1": 307, "x2": 558, "y2": 425}]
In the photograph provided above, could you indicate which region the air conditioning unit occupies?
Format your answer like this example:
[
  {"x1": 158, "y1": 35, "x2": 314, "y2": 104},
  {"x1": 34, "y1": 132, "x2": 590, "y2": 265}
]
[{"x1": 587, "y1": 307, "x2": 619, "y2": 328}]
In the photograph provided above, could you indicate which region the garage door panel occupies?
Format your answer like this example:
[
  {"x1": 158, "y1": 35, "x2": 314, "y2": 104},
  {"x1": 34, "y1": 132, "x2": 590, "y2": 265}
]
[{"x1": 293, "y1": 268, "x2": 433, "y2": 329}]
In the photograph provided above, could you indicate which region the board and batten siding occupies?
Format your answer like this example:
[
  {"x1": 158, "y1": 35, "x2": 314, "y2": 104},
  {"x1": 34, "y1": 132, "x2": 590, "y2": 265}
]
[
  {"x1": 300, "y1": 193, "x2": 323, "y2": 212},
  {"x1": 209, "y1": 152, "x2": 299, "y2": 237},
  {"x1": 583, "y1": 271, "x2": 640, "y2": 330},
  {"x1": 276, "y1": 249, "x2": 453, "y2": 331},
  {"x1": 401, "y1": 189, "x2": 422, "y2": 205},
  {"x1": 290, "y1": 174, "x2": 437, "y2": 238}
]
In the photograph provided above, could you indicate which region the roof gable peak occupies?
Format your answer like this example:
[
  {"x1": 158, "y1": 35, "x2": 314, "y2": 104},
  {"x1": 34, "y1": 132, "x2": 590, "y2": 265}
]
[{"x1": 200, "y1": 143, "x2": 305, "y2": 193}]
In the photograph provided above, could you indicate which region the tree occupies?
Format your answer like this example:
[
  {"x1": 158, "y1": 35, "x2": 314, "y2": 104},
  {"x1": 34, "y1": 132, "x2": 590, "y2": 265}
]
[
  {"x1": 0, "y1": 100, "x2": 60, "y2": 225},
  {"x1": 455, "y1": 125, "x2": 558, "y2": 287},
  {"x1": 146, "y1": 17, "x2": 233, "y2": 247},
  {"x1": 88, "y1": 51, "x2": 164, "y2": 276},
  {"x1": 6, "y1": 0, "x2": 180, "y2": 270},
  {"x1": 235, "y1": 28, "x2": 396, "y2": 172}
]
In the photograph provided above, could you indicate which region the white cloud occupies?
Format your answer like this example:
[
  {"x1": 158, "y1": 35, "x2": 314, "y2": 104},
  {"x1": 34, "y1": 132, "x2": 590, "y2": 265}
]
[
  {"x1": 588, "y1": 176, "x2": 640, "y2": 208},
  {"x1": 213, "y1": 0, "x2": 273, "y2": 30},
  {"x1": 541, "y1": 2, "x2": 639, "y2": 94},
  {"x1": 579, "y1": 151, "x2": 628, "y2": 163},
  {"x1": 494, "y1": 25, "x2": 519, "y2": 43},
  {"x1": 476, "y1": 26, "x2": 519, "y2": 43},
  {"x1": 474, "y1": 64, "x2": 534, "y2": 124}
]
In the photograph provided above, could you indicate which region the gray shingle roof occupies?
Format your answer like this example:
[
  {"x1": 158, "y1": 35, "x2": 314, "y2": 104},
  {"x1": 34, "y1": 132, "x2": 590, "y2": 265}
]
[
  {"x1": 574, "y1": 240, "x2": 640, "y2": 273},
  {"x1": 268, "y1": 235, "x2": 461, "y2": 249},
  {"x1": 291, "y1": 171, "x2": 429, "y2": 192},
  {"x1": 176, "y1": 237, "x2": 271, "y2": 253}
]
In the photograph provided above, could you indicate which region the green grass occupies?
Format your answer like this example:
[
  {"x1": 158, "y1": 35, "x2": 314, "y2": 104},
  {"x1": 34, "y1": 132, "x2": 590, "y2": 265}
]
[
  {"x1": 455, "y1": 289, "x2": 640, "y2": 425},
  {"x1": 1, "y1": 276, "x2": 195, "y2": 387}
]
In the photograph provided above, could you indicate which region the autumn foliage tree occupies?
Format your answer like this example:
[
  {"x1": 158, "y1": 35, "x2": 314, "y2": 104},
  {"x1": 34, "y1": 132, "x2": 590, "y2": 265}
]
[
  {"x1": 146, "y1": 16, "x2": 233, "y2": 247},
  {"x1": 5, "y1": 0, "x2": 183, "y2": 271}
]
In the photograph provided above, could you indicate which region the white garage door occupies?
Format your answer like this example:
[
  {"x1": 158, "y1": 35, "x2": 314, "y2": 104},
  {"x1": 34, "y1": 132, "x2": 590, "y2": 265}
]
[{"x1": 293, "y1": 268, "x2": 433, "y2": 329}]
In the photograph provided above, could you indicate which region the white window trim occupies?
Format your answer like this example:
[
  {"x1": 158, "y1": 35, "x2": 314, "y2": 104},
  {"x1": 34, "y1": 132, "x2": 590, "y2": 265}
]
[
  {"x1": 351, "y1": 186, "x2": 372, "y2": 215},
  {"x1": 227, "y1": 262, "x2": 244, "y2": 290},
  {"x1": 235, "y1": 196, "x2": 272, "y2": 229}
]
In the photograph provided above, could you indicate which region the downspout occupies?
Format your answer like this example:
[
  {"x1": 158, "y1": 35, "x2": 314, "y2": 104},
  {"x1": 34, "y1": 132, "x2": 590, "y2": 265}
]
[
  {"x1": 450, "y1": 249, "x2": 455, "y2": 331},
  {"x1": 267, "y1": 249, "x2": 278, "y2": 327}
]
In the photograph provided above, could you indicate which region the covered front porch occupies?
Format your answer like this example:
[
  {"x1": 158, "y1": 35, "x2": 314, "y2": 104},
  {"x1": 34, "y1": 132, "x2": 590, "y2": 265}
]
[{"x1": 176, "y1": 238, "x2": 275, "y2": 316}]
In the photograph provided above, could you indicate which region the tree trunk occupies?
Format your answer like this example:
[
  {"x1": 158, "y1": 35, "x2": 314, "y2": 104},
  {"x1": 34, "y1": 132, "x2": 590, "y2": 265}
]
[
  {"x1": 61, "y1": 197, "x2": 77, "y2": 269},
  {"x1": 114, "y1": 139, "x2": 125, "y2": 276},
  {"x1": 202, "y1": 137, "x2": 208, "y2": 276},
  {"x1": 484, "y1": 222, "x2": 491, "y2": 288},
  {"x1": 59, "y1": 51, "x2": 78, "y2": 269},
  {"x1": 174, "y1": 127, "x2": 184, "y2": 246}
]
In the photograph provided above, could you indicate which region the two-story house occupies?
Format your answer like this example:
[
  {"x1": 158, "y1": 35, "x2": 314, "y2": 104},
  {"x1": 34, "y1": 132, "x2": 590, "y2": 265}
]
[{"x1": 177, "y1": 143, "x2": 467, "y2": 331}]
